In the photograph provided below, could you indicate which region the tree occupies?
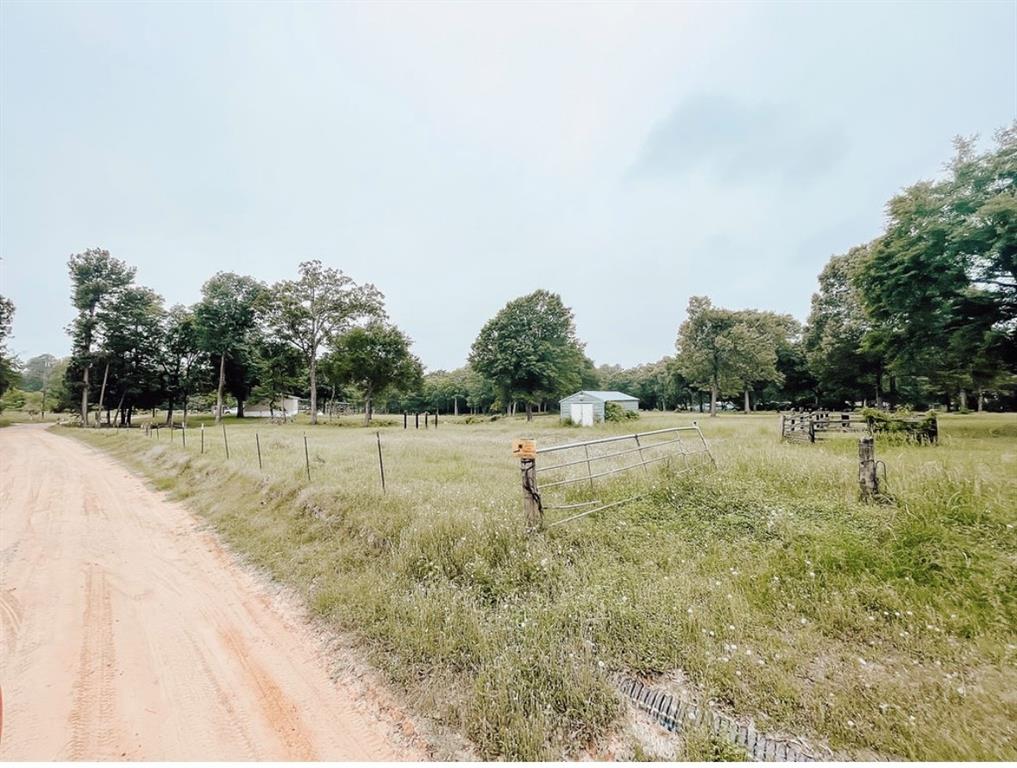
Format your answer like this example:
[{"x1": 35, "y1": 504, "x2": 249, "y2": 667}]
[
  {"x1": 22, "y1": 354, "x2": 61, "y2": 417},
  {"x1": 66, "y1": 249, "x2": 136, "y2": 424},
  {"x1": 159, "y1": 306, "x2": 209, "y2": 425},
  {"x1": 0, "y1": 295, "x2": 17, "y2": 400},
  {"x1": 675, "y1": 297, "x2": 779, "y2": 416},
  {"x1": 803, "y1": 247, "x2": 885, "y2": 407},
  {"x1": 265, "y1": 260, "x2": 384, "y2": 425},
  {"x1": 734, "y1": 309, "x2": 795, "y2": 412},
  {"x1": 469, "y1": 290, "x2": 587, "y2": 421},
  {"x1": 251, "y1": 339, "x2": 306, "y2": 419},
  {"x1": 95, "y1": 285, "x2": 166, "y2": 426},
  {"x1": 328, "y1": 321, "x2": 422, "y2": 424},
  {"x1": 947, "y1": 126, "x2": 1017, "y2": 355},
  {"x1": 194, "y1": 273, "x2": 265, "y2": 422}
]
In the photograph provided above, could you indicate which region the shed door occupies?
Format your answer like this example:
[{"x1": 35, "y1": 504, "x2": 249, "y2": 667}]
[{"x1": 570, "y1": 402, "x2": 594, "y2": 427}]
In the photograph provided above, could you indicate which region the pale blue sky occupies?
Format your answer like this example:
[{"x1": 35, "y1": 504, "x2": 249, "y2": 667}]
[{"x1": 2, "y1": 1, "x2": 1015, "y2": 370}]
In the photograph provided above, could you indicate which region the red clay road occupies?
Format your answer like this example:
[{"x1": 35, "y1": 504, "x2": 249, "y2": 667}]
[{"x1": 0, "y1": 423, "x2": 418, "y2": 760}]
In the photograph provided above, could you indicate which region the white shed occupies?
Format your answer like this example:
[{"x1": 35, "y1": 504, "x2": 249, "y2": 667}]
[{"x1": 559, "y1": 391, "x2": 639, "y2": 426}]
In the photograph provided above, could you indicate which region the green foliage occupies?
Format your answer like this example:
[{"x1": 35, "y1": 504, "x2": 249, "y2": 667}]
[
  {"x1": 860, "y1": 408, "x2": 939, "y2": 444},
  {"x1": 0, "y1": 294, "x2": 17, "y2": 399},
  {"x1": 804, "y1": 247, "x2": 883, "y2": 407},
  {"x1": 194, "y1": 272, "x2": 265, "y2": 358},
  {"x1": 604, "y1": 401, "x2": 638, "y2": 422},
  {"x1": 327, "y1": 321, "x2": 423, "y2": 423},
  {"x1": 0, "y1": 386, "x2": 25, "y2": 412},
  {"x1": 469, "y1": 290, "x2": 588, "y2": 419},
  {"x1": 842, "y1": 126, "x2": 1017, "y2": 409},
  {"x1": 194, "y1": 272, "x2": 265, "y2": 419},
  {"x1": 676, "y1": 297, "x2": 783, "y2": 415},
  {"x1": 264, "y1": 260, "x2": 385, "y2": 423},
  {"x1": 66, "y1": 248, "x2": 137, "y2": 420}
]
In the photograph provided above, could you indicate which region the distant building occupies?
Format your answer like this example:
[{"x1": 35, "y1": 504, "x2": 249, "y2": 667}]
[
  {"x1": 559, "y1": 390, "x2": 638, "y2": 426},
  {"x1": 245, "y1": 395, "x2": 301, "y2": 419}
]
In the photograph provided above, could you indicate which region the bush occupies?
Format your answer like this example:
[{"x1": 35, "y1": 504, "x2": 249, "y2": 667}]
[
  {"x1": 604, "y1": 401, "x2": 639, "y2": 422},
  {"x1": 861, "y1": 408, "x2": 938, "y2": 444}
]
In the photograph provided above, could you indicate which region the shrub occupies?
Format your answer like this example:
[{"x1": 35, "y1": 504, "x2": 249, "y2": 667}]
[
  {"x1": 861, "y1": 408, "x2": 938, "y2": 444},
  {"x1": 604, "y1": 401, "x2": 639, "y2": 422}
]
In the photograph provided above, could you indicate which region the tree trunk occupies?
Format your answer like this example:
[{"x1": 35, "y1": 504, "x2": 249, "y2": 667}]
[
  {"x1": 454, "y1": 397, "x2": 459, "y2": 416},
  {"x1": 215, "y1": 353, "x2": 226, "y2": 423},
  {"x1": 165, "y1": 397, "x2": 175, "y2": 426},
  {"x1": 309, "y1": 356, "x2": 318, "y2": 425},
  {"x1": 977, "y1": 389, "x2": 984, "y2": 412},
  {"x1": 363, "y1": 387, "x2": 372, "y2": 426},
  {"x1": 710, "y1": 383, "x2": 718, "y2": 417},
  {"x1": 525, "y1": 402, "x2": 533, "y2": 422},
  {"x1": 236, "y1": 399, "x2": 245, "y2": 418},
  {"x1": 114, "y1": 390, "x2": 126, "y2": 427},
  {"x1": 80, "y1": 363, "x2": 91, "y2": 425},
  {"x1": 182, "y1": 395, "x2": 189, "y2": 427},
  {"x1": 96, "y1": 360, "x2": 110, "y2": 427},
  {"x1": 959, "y1": 388, "x2": 968, "y2": 411},
  {"x1": 743, "y1": 389, "x2": 751, "y2": 414}
]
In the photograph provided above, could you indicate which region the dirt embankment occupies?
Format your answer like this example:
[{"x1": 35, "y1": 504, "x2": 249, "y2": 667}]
[{"x1": 0, "y1": 424, "x2": 424, "y2": 760}]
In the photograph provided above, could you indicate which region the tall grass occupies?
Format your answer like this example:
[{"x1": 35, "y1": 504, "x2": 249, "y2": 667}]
[{"x1": 68, "y1": 413, "x2": 1017, "y2": 759}]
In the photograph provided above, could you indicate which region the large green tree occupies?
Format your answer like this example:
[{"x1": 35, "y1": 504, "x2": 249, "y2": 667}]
[
  {"x1": 194, "y1": 272, "x2": 265, "y2": 422},
  {"x1": 328, "y1": 321, "x2": 422, "y2": 424},
  {"x1": 265, "y1": 260, "x2": 384, "y2": 424},
  {"x1": 159, "y1": 305, "x2": 209, "y2": 425},
  {"x1": 66, "y1": 249, "x2": 136, "y2": 424},
  {"x1": 95, "y1": 285, "x2": 166, "y2": 426},
  {"x1": 469, "y1": 290, "x2": 587, "y2": 421},
  {"x1": 675, "y1": 297, "x2": 779, "y2": 416}
]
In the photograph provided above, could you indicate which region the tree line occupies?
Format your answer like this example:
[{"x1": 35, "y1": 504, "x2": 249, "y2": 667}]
[{"x1": 1, "y1": 124, "x2": 1013, "y2": 421}]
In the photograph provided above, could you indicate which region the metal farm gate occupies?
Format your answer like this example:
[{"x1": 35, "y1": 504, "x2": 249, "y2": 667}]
[{"x1": 514, "y1": 424, "x2": 715, "y2": 529}]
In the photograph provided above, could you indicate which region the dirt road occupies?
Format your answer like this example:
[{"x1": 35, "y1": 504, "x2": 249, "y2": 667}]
[{"x1": 0, "y1": 424, "x2": 418, "y2": 760}]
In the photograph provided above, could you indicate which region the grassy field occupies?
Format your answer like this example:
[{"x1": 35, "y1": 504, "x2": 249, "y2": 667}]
[{"x1": 65, "y1": 411, "x2": 1017, "y2": 760}]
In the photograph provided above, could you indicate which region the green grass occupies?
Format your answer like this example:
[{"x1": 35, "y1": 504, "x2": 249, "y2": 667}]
[{"x1": 65, "y1": 412, "x2": 1017, "y2": 760}]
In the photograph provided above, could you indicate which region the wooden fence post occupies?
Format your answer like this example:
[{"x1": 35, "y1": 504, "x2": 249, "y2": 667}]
[
  {"x1": 779, "y1": 413, "x2": 786, "y2": 441},
  {"x1": 181, "y1": 425, "x2": 186, "y2": 448},
  {"x1": 376, "y1": 431, "x2": 386, "y2": 493},
  {"x1": 256, "y1": 432, "x2": 263, "y2": 470},
  {"x1": 222, "y1": 423, "x2": 230, "y2": 459},
  {"x1": 403, "y1": 412, "x2": 407, "y2": 429},
  {"x1": 415, "y1": 412, "x2": 419, "y2": 429},
  {"x1": 303, "y1": 433, "x2": 311, "y2": 481},
  {"x1": 200, "y1": 423, "x2": 205, "y2": 454},
  {"x1": 858, "y1": 436, "x2": 879, "y2": 501},
  {"x1": 512, "y1": 439, "x2": 542, "y2": 531}
]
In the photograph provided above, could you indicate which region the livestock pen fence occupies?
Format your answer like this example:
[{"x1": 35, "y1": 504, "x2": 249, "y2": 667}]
[
  {"x1": 515, "y1": 424, "x2": 715, "y2": 529},
  {"x1": 780, "y1": 410, "x2": 938, "y2": 444}
]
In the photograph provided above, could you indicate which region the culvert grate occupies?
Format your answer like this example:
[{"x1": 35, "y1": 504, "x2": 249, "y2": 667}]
[{"x1": 618, "y1": 676, "x2": 818, "y2": 761}]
